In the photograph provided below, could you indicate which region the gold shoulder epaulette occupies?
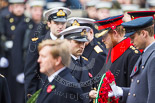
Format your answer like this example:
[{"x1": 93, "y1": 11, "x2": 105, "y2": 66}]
[
  {"x1": 94, "y1": 45, "x2": 103, "y2": 53},
  {"x1": 31, "y1": 37, "x2": 38, "y2": 42},
  {"x1": 0, "y1": 74, "x2": 5, "y2": 78},
  {"x1": 82, "y1": 56, "x2": 88, "y2": 61}
]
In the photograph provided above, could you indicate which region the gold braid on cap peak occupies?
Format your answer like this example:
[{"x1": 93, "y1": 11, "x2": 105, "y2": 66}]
[
  {"x1": 57, "y1": 9, "x2": 65, "y2": 16},
  {"x1": 72, "y1": 20, "x2": 80, "y2": 26},
  {"x1": 132, "y1": 16, "x2": 134, "y2": 20},
  {"x1": 95, "y1": 29, "x2": 108, "y2": 38}
]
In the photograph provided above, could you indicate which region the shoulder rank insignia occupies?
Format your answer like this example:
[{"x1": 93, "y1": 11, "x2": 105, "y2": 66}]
[
  {"x1": 82, "y1": 56, "x2": 88, "y2": 61},
  {"x1": 94, "y1": 45, "x2": 103, "y2": 53},
  {"x1": 31, "y1": 37, "x2": 38, "y2": 42},
  {"x1": 6, "y1": 14, "x2": 10, "y2": 19},
  {"x1": 0, "y1": 74, "x2": 5, "y2": 78}
]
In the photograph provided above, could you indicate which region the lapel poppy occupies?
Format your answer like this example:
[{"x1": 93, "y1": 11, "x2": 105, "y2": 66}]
[
  {"x1": 88, "y1": 72, "x2": 93, "y2": 78},
  {"x1": 47, "y1": 85, "x2": 55, "y2": 93}
]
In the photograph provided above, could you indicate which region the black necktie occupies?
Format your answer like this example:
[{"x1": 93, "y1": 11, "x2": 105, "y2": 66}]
[{"x1": 76, "y1": 59, "x2": 81, "y2": 66}]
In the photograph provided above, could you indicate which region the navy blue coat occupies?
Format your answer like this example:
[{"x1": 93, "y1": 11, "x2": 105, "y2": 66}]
[
  {"x1": 37, "y1": 68, "x2": 84, "y2": 103},
  {"x1": 0, "y1": 74, "x2": 11, "y2": 103}
]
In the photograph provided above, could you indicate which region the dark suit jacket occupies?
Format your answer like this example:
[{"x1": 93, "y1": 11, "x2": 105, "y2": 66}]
[
  {"x1": 37, "y1": 68, "x2": 83, "y2": 103},
  {"x1": 122, "y1": 42, "x2": 155, "y2": 103},
  {"x1": 0, "y1": 74, "x2": 11, "y2": 103}
]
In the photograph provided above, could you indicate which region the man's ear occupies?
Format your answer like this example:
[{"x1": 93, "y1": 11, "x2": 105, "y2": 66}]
[
  {"x1": 113, "y1": 30, "x2": 118, "y2": 38},
  {"x1": 47, "y1": 21, "x2": 51, "y2": 28},
  {"x1": 141, "y1": 30, "x2": 147, "y2": 38},
  {"x1": 55, "y1": 56, "x2": 62, "y2": 66},
  {"x1": 90, "y1": 29, "x2": 94, "y2": 35}
]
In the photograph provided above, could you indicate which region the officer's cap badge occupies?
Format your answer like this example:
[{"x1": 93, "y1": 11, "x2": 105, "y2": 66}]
[
  {"x1": 72, "y1": 20, "x2": 80, "y2": 26},
  {"x1": 81, "y1": 29, "x2": 87, "y2": 36},
  {"x1": 57, "y1": 9, "x2": 65, "y2": 16}
]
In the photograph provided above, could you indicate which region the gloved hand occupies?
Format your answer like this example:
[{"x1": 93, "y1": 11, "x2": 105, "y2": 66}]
[
  {"x1": 108, "y1": 86, "x2": 123, "y2": 98},
  {"x1": 16, "y1": 73, "x2": 25, "y2": 84},
  {"x1": 0, "y1": 57, "x2": 9, "y2": 68}
]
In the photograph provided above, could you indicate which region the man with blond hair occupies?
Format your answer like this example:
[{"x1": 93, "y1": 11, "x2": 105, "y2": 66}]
[{"x1": 37, "y1": 39, "x2": 83, "y2": 103}]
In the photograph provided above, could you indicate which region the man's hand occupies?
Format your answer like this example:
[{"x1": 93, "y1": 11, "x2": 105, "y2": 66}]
[
  {"x1": 108, "y1": 86, "x2": 123, "y2": 98},
  {"x1": 89, "y1": 90, "x2": 97, "y2": 99},
  {"x1": 122, "y1": 12, "x2": 132, "y2": 22}
]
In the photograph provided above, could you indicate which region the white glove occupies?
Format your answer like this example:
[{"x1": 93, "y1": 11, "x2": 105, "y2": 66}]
[
  {"x1": 5, "y1": 40, "x2": 13, "y2": 49},
  {"x1": 108, "y1": 86, "x2": 123, "y2": 98},
  {"x1": 16, "y1": 73, "x2": 25, "y2": 84},
  {"x1": 0, "y1": 57, "x2": 9, "y2": 68}
]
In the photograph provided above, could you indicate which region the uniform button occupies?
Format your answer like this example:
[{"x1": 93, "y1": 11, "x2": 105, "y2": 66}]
[
  {"x1": 142, "y1": 66, "x2": 144, "y2": 69},
  {"x1": 11, "y1": 25, "x2": 16, "y2": 31},
  {"x1": 29, "y1": 24, "x2": 33, "y2": 29},
  {"x1": 137, "y1": 80, "x2": 140, "y2": 84},
  {"x1": 131, "y1": 79, "x2": 133, "y2": 82},
  {"x1": 128, "y1": 93, "x2": 130, "y2": 96},
  {"x1": 9, "y1": 18, "x2": 14, "y2": 23},
  {"x1": 133, "y1": 94, "x2": 136, "y2": 97}
]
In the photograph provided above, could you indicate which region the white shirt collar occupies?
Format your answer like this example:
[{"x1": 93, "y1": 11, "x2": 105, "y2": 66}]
[
  {"x1": 50, "y1": 32, "x2": 64, "y2": 40},
  {"x1": 70, "y1": 54, "x2": 80, "y2": 60},
  {"x1": 143, "y1": 41, "x2": 155, "y2": 53},
  {"x1": 48, "y1": 67, "x2": 66, "y2": 82}
]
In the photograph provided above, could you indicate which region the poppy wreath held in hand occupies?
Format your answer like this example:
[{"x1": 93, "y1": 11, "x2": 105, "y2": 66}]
[{"x1": 95, "y1": 71, "x2": 119, "y2": 103}]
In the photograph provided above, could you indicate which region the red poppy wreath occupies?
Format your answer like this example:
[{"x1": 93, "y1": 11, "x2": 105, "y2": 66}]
[{"x1": 95, "y1": 71, "x2": 119, "y2": 103}]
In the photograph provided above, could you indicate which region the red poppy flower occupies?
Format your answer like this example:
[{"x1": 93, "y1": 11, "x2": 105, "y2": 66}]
[{"x1": 47, "y1": 85, "x2": 55, "y2": 93}]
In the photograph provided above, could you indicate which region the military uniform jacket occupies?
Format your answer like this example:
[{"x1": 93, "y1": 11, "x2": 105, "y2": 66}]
[
  {"x1": 82, "y1": 38, "x2": 107, "y2": 77},
  {"x1": 122, "y1": 42, "x2": 155, "y2": 103},
  {"x1": 102, "y1": 38, "x2": 140, "y2": 87},
  {"x1": 3, "y1": 13, "x2": 25, "y2": 40},
  {"x1": 11, "y1": 18, "x2": 48, "y2": 76},
  {"x1": 0, "y1": 74, "x2": 11, "y2": 103},
  {"x1": 36, "y1": 68, "x2": 83, "y2": 103},
  {"x1": 24, "y1": 31, "x2": 51, "y2": 101},
  {"x1": 69, "y1": 57, "x2": 94, "y2": 93}
]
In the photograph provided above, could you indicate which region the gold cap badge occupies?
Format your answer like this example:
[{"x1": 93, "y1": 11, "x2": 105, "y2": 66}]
[
  {"x1": 57, "y1": 9, "x2": 65, "y2": 16},
  {"x1": 72, "y1": 20, "x2": 80, "y2": 26},
  {"x1": 81, "y1": 29, "x2": 87, "y2": 36}
]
